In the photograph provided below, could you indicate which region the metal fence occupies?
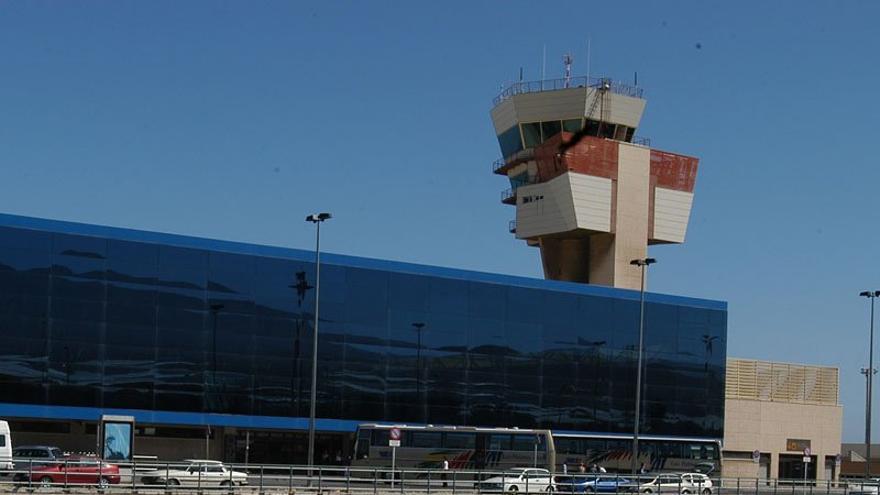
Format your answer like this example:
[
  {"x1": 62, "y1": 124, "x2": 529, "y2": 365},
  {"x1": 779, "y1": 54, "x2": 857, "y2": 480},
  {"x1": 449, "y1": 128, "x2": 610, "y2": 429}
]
[{"x1": 0, "y1": 460, "x2": 875, "y2": 495}]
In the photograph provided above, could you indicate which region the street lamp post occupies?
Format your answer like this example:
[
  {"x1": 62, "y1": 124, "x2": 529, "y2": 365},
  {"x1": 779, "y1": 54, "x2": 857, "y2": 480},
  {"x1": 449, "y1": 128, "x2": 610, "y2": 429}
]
[
  {"x1": 412, "y1": 322, "x2": 426, "y2": 421},
  {"x1": 209, "y1": 303, "x2": 225, "y2": 384},
  {"x1": 630, "y1": 257, "x2": 656, "y2": 477},
  {"x1": 306, "y1": 212, "x2": 332, "y2": 469},
  {"x1": 861, "y1": 290, "x2": 880, "y2": 479}
]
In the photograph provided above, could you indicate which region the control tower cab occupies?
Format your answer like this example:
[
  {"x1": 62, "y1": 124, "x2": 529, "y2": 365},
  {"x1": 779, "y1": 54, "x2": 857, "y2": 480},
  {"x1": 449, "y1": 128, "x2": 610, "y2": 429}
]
[{"x1": 490, "y1": 76, "x2": 699, "y2": 290}]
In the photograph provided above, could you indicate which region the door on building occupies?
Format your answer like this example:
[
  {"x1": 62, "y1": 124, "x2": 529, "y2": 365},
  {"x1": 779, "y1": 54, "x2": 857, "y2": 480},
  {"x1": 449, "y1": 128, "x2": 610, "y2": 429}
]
[
  {"x1": 778, "y1": 454, "x2": 816, "y2": 483},
  {"x1": 824, "y1": 456, "x2": 836, "y2": 484},
  {"x1": 759, "y1": 453, "x2": 771, "y2": 482}
]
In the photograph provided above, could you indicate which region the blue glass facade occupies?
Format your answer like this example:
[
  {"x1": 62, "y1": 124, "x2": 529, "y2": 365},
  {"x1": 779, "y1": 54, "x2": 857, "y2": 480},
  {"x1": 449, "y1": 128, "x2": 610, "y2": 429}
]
[{"x1": 0, "y1": 214, "x2": 726, "y2": 439}]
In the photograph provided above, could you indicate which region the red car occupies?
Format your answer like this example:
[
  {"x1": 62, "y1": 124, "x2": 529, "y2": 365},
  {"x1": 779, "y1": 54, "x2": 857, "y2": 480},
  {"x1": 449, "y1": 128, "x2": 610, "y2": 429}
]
[{"x1": 29, "y1": 457, "x2": 121, "y2": 488}]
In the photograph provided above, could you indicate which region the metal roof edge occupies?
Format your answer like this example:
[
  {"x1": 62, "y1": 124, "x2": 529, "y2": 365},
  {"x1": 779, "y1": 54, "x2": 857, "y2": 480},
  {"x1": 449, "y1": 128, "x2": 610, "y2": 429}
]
[{"x1": 0, "y1": 212, "x2": 726, "y2": 311}]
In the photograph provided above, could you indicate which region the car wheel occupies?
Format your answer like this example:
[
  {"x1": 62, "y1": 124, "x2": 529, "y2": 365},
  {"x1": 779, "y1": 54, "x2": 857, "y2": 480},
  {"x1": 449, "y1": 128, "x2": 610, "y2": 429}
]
[
  {"x1": 168, "y1": 479, "x2": 181, "y2": 486},
  {"x1": 220, "y1": 480, "x2": 233, "y2": 487},
  {"x1": 701, "y1": 490, "x2": 711, "y2": 495},
  {"x1": 508, "y1": 485, "x2": 519, "y2": 493},
  {"x1": 39, "y1": 476, "x2": 53, "y2": 488},
  {"x1": 642, "y1": 490, "x2": 653, "y2": 494},
  {"x1": 585, "y1": 488, "x2": 595, "y2": 493},
  {"x1": 681, "y1": 490, "x2": 691, "y2": 495},
  {"x1": 99, "y1": 477, "x2": 111, "y2": 489}
]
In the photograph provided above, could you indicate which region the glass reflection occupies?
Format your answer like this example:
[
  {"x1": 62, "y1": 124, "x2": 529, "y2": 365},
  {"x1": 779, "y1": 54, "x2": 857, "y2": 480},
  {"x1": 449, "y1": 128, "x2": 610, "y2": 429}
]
[{"x1": 0, "y1": 224, "x2": 727, "y2": 438}]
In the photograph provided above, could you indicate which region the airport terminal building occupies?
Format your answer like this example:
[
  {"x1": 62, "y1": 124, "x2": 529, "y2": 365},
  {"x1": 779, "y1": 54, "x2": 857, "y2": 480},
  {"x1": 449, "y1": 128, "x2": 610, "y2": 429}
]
[{"x1": 0, "y1": 213, "x2": 727, "y2": 464}]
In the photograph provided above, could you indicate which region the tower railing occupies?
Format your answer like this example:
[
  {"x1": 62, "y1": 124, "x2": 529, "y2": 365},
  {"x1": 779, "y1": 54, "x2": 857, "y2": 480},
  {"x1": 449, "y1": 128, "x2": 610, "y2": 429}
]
[
  {"x1": 493, "y1": 76, "x2": 643, "y2": 105},
  {"x1": 631, "y1": 136, "x2": 652, "y2": 147}
]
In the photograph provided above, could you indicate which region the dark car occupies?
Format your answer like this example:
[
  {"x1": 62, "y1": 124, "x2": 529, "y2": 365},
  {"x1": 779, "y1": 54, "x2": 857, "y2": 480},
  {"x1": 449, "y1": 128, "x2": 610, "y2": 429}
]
[
  {"x1": 556, "y1": 475, "x2": 638, "y2": 493},
  {"x1": 11, "y1": 446, "x2": 66, "y2": 482}
]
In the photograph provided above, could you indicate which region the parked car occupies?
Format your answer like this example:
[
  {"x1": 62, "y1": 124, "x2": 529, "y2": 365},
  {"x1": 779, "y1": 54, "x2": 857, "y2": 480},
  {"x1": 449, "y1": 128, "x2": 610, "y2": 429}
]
[
  {"x1": 639, "y1": 473, "x2": 713, "y2": 494},
  {"x1": 28, "y1": 457, "x2": 120, "y2": 488},
  {"x1": 847, "y1": 479, "x2": 880, "y2": 495},
  {"x1": 141, "y1": 460, "x2": 248, "y2": 487},
  {"x1": 480, "y1": 468, "x2": 556, "y2": 493},
  {"x1": 556, "y1": 475, "x2": 637, "y2": 493},
  {"x1": 11, "y1": 445, "x2": 66, "y2": 482}
]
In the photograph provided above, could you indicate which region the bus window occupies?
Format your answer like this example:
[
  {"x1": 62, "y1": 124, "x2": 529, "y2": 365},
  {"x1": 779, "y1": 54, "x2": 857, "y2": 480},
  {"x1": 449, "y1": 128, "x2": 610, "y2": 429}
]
[
  {"x1": 689, "y1": 444, "x2": 715, "y2": 460},
  {"x1": 660, "y1": 441, "x2": 683, "y2": 459},
  {"x1": 408, "y1": 431, "x2": 442, "y2": 448},
  {"x1": 709, "y1": 444, "x2": 720, "y2": 460},
  {"x1": 606, "y1": 439, "x2": 626, "y2": 453},
  {"x1": 512, "y1": 434, "x2": 544, "y2": 451},
  {"x1": 584, "y1": 439, "x2": 606, "y2": 454},
  {"x1": 443, "y1": 433, "x2": 476, "y2": 449},
  {"x1": 371, "y1": 429, "x2": 389, "y2": 447},
  {"x1": 641, "y1": 440, "x2": 661, "y2": 458},
  {"x1": 555, "y1": 437, "x2": 580, "y2": 454},
  {"x1": 355, "y1": 439, "x2": 369, "y2": 460},
  {"x1": 489, "y1": 434, "x2": 511, "y2": 451}
]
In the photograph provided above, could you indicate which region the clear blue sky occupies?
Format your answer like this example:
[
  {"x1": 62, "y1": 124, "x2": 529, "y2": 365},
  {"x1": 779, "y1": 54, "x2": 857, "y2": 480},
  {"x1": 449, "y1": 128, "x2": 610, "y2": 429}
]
[{"x1": 1, "y1": 1, "x2": 878, "y2": 441}]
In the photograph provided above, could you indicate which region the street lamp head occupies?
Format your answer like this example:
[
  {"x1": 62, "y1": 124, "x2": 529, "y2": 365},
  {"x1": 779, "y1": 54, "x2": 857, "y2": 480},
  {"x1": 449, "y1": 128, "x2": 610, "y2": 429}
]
[
  {"x1": 412, "y1": 322, "x2": 425, "y2": 330},
  {"x1": 306, "y1": 212, "x2": 332, "y2": 223},
  {"x1": 861, "y1": 291, "x2": 876, "y2": 298},
  {"x1": 630, "y1": 258, "x2": 658, "y2": 267},
  {"x1": 875, "y1": 290, "x2": 880, "y2": 298}
]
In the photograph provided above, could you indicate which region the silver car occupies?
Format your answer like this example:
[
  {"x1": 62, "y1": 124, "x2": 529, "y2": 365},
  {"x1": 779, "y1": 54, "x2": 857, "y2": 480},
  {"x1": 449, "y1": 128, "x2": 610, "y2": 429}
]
[
  {"x1": 639, "y1": 473, "x2": 713, "y2": 494},
  {"x1": 141, "y1": 460, "x2": 248, "y2": 487},
  {"x1": 480, "y1": 468, "x2": 557, "y2": 493}
]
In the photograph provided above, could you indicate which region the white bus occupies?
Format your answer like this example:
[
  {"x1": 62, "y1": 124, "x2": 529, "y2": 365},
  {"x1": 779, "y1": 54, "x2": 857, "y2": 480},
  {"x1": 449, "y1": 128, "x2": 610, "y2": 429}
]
[
  {"x1": 352, "y1": 424, "x2": 556, "y2": 473},
  {"x1": 350, "y1": 424, "x2": 720, "y2": 476},
  {"x1": 553, "y1": 433, "x2": 721, "y2": 474}
]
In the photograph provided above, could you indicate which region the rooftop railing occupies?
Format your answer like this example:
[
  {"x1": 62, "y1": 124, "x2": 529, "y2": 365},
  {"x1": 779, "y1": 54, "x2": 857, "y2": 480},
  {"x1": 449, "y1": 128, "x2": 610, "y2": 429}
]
[{"x1": 493, "y1": 76, "x2": 644, "y2": 106}]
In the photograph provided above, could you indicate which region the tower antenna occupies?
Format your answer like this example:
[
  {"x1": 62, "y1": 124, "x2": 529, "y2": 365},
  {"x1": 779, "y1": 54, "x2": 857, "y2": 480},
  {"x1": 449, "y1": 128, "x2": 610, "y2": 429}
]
[
  {"x1": 563, "y1": 53, "x2": 573, "y2": 88},
  {"x1": 541, "y1": 44, "x2": 546, "y2": 89},
  {"x1": 586, "y1": 37, "x2": 592, "y2": 83}
]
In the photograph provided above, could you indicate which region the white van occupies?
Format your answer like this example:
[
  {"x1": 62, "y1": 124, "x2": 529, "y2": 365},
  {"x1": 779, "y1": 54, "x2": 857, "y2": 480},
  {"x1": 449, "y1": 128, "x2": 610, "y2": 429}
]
[{"x1": 0, "y1": 420, "x2": 11, "y2": 473}]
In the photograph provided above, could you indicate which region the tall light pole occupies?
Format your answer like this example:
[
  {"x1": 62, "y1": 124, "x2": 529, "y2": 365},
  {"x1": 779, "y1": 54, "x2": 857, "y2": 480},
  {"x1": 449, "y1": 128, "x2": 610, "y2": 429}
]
[
  {"x1": 306, "y1": 212, "x2": 331, "y2": 469},
  {"x1": 861, "y1": 290, "x2": 880, "y2": 479},
  {"x1": 412, "y1": 322, "x2": 426, "y2": 421},
  {"x1": 630, "y1": 257, "x2": 656, "y2": 476},
  {"x1": 209, "y1": 303, "x2": 224, "y2": 385}
]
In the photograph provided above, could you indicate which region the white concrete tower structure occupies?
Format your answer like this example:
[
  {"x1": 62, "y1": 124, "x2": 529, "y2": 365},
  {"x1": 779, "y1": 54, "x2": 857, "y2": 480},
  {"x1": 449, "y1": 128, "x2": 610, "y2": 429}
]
[{"x1": 490, "y1": 76, "x2": 699, "y2": 290}]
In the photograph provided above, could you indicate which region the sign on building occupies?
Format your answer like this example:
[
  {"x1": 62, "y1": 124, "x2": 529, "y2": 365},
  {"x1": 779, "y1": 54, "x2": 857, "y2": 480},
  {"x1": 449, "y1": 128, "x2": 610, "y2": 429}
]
[{"x1": 786, "y1": 439, "x2": 811, "y2": 452}]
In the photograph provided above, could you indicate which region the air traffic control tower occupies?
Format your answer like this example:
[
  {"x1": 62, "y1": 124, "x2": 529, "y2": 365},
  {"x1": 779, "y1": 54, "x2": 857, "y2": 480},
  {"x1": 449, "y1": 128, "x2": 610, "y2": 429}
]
[{"x1": 490, "y1": 74, "x2": 699, "y2": 290}]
